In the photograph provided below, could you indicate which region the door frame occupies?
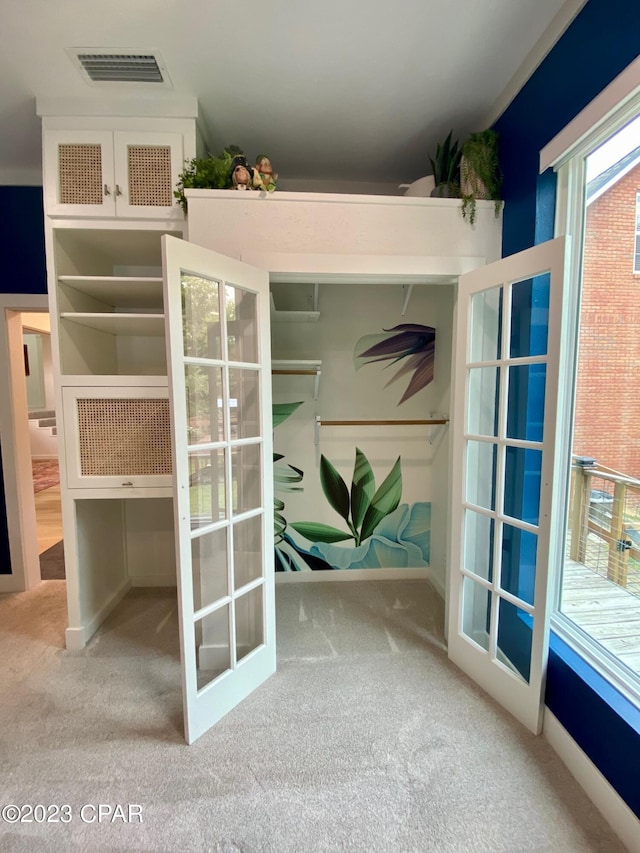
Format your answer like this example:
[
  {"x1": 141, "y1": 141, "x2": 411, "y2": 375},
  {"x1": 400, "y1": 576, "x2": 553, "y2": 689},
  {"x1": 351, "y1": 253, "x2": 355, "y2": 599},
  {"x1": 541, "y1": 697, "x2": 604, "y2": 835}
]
[{"x1": 0, "y1": 293, "x2": 49, "y2": 592}]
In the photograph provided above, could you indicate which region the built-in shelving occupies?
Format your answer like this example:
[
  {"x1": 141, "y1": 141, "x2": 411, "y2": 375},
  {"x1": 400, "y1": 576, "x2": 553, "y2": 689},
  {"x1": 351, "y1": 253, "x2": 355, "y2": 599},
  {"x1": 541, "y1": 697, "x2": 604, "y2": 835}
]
[
  {"x1": 60, "y1": 313, "x2": 165, "y2": 336},
  {"x1": 58, "y1": 276, "x2": 164, "y2": 310}
]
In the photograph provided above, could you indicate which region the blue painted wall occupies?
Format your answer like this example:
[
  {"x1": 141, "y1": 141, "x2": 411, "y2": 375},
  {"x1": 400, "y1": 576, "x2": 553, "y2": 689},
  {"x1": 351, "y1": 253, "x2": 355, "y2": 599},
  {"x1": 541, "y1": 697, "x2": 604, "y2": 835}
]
[
  {"x1": 0, "y1": 186, "x2": 47, "y2": 574},
  {"x1": 494, "y1": 0, "x2": 640, "y2": 819},
  {"x1": 495, "y1": 0, "x2": 640, "y2": 257}
]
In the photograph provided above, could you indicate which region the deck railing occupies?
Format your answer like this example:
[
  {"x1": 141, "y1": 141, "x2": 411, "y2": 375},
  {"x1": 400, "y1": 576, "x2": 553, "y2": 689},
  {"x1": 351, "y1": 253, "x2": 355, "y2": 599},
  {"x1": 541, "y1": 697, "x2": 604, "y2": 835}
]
[{"x1": 569, "y1": 458, "x2": 640, "y2": 592}]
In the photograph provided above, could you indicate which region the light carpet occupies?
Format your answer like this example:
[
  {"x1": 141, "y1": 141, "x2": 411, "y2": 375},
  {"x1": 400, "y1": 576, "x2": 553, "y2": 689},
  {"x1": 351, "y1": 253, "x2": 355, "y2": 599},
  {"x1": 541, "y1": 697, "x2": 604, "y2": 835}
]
[{"x1": 0, "y1": 580, "x2": 628, "y2": 852}]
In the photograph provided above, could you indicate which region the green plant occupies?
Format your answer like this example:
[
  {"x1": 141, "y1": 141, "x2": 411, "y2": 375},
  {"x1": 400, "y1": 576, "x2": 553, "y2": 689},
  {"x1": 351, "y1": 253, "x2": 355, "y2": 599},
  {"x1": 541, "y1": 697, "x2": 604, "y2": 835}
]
[
  {"x1": 173, "y1": 144, "x2": 243, "y2": 213},
  {"x1": 460, "y1": 129, "x2": 502, "y2": 224},
  {"x1": 290, "y1": 448, "x2": 402, "y2": 547},
  {"x1": 428, "y1": 130, "x2": 462, "y2": 196}
]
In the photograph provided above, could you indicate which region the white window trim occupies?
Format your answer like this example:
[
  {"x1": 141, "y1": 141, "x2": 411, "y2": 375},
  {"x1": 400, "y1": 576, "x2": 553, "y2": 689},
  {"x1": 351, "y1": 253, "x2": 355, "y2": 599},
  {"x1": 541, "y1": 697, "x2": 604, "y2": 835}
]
[
  {"x1": 635, "y1": 191, "x2": 640, "y2": 275},
  {"x1": 551, "y1": 86, "x2": 640, "y2": 711}
]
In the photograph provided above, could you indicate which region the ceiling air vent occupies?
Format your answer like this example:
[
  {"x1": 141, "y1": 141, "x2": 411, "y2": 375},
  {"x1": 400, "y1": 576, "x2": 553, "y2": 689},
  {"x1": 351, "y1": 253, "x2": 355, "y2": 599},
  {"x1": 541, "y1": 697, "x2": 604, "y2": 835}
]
[{"x1": 67, "y1": 49, "x2": 172, "y2": 88}]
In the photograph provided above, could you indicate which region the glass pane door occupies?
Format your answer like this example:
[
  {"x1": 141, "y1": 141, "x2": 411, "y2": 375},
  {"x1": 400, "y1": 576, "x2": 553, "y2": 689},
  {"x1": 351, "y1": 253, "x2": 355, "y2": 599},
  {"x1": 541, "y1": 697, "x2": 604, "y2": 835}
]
[
  {"x1": 448, "y1": 238, "x2": 565, "y2": 734},
  {"x1": 162, "y1": 236, "x2": 274, "y2": 744}
]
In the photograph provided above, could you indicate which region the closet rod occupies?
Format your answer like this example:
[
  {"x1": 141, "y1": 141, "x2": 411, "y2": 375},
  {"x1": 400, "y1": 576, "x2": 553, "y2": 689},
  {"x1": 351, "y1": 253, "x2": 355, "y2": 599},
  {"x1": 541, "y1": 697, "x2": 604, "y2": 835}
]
[
  {"x1": 314, "y1": 416, "x2": 449, "y2": 445},
  {"x1": 317, "y1": 419, "x2": 449, "y2": 426}
]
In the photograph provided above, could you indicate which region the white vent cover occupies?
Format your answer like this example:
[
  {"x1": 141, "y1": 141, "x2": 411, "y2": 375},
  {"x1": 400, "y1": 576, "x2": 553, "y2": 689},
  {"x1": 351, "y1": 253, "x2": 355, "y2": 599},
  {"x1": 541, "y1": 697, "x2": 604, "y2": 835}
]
[{"x1": 67, "y1": 49, "x2": 172, "y2": 88}]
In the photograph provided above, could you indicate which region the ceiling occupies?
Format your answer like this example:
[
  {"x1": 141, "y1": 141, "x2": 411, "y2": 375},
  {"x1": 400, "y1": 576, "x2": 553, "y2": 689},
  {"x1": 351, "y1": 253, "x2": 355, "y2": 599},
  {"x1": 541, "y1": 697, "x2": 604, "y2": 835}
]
[{"x1": 0, "y1": 0, "x2": 584, "y2": 188}]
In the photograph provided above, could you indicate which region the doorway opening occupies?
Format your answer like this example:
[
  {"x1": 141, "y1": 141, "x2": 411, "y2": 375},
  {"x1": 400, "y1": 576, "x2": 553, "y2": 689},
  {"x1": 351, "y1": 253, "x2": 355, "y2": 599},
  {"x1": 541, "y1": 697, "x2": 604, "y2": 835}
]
[{"x1": 20, "y1": 312, "x2": 63, "y2": 579}]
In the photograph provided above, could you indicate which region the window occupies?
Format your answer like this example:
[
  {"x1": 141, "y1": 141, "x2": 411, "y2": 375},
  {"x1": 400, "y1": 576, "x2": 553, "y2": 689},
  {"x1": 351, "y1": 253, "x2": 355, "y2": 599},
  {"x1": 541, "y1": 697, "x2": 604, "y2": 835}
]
[{"x1": 554, "y1": 109, "x2": 640, "y2": 708}]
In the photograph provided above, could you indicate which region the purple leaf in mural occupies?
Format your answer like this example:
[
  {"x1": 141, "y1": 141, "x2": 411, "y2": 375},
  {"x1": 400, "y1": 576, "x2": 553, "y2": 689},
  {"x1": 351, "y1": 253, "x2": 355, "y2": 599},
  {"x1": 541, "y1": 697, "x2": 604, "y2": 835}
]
[{"x1": 353, "y1": 324, "x2": 436, "y2": 404}]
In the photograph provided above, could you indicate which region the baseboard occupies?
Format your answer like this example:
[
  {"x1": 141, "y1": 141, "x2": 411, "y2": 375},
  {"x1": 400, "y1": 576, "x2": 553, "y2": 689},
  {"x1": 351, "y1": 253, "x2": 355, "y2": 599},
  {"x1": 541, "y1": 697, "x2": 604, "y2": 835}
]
[
  {"x1": 544, "y1": 709, "x2": 640, "y2": 852},
  {"x1": 275, "y1": 567, "x2": 431, "y2": 583},
  {"x1": 65, "y1": 578, "x2": 131, "y2": 651},
  {"x1": 130, "y1": 573, "x2": 176, "y2": 588}
]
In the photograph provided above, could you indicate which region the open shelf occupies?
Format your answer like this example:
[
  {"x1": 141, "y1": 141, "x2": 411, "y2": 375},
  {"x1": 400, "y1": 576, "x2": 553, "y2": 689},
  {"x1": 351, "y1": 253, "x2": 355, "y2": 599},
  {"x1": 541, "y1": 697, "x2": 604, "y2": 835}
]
[
  {"x1": 58, "y1": 276, "x2": 163, "y2": 310},
  {"x1": 60, "y1": 313, "x2": 165, "y2": 336}
]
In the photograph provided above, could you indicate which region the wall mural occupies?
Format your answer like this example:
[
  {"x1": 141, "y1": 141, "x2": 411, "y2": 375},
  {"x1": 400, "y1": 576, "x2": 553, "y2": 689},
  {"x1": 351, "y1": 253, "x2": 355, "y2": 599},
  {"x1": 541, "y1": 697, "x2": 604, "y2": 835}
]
[
  {"x1": 353, "y1": 323, "x2": 436, "y2": 404},
  {"x1": 273, "y1": 323, "x2": 435, "y2": 572}
]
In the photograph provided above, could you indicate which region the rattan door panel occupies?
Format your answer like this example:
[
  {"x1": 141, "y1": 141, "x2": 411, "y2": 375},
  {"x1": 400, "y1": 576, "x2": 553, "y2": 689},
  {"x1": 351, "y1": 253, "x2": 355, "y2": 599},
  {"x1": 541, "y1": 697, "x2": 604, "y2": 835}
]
[
  {"x1": 62, "y1": 386, "x2": 173, "y2": 489},
  {"x1": 112, "y1": 131, "x2": 184, "y2": 219},
  {"x1": 44, "y1": 130, "x2": 183, "y2": 219},
  {"x1": 44, "y1": 131, "x2": 116, "y2": 217}
]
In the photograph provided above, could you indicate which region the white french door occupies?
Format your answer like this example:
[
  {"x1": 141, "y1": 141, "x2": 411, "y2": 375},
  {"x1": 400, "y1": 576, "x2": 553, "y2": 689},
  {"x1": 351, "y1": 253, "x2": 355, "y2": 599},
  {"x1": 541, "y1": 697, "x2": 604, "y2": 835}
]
[
  {"x1": 162, "y1": 235, "x2": 274, "y2": 744},
  {"x1": 448, "y1": 237, "x2": 566, "y2": 734}
]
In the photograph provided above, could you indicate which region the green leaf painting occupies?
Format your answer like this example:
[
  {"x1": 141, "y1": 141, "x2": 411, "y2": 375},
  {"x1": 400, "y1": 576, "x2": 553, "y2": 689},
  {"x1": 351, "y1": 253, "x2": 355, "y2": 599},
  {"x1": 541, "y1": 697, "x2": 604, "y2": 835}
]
[
  {"x1": 351, "y1": 447, "x2": 375, "y2": 530},
  {"x1": 273, "y1": 401, "x2": 303, "y2": 429},
  {"x1": 272, "y1": 401, "x2": 304, "y2": 544},
  {"x1": 360, "y1": 456, "x2": 402, "y2": 541},
  {"x1": 292, "y1": 448, "x2": 402, "y2": 547},
  {"x1": 319, "y1": 455, "x2": 350, "y2": 524},
  {"x1": 289, "y1": 521, "x2": 354, "y2": 543}
]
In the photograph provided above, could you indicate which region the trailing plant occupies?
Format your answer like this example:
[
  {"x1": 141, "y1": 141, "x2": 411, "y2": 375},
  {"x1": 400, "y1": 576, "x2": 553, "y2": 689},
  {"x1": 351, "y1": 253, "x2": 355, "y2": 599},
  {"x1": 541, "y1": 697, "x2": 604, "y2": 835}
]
[
  {"x1": 290, "y1": 448, "x2": 402, "y2": 547},
  {"x1": 460, "y1": 129, "x2": 502, "y2": 224},
  {"x1": 428, "y1": 130, "x2": 462, "y2": 197},
  {"x1": 174, "y1": 144, "x2": 244, "y2": 213}
]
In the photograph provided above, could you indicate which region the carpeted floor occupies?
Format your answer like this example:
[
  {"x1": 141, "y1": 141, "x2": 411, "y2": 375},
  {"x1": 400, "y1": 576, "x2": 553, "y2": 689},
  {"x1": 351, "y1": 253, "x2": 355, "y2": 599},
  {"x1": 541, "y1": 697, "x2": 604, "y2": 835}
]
[
  {"x1": 39, "y1": 540, "x2": 65, "y2": 579},
  {"x1": 31, "y1": 459, "x2": 60, "y2": 493},
  {"x1": 0, "y1": 580, "x2": 630, "y2": 852}
]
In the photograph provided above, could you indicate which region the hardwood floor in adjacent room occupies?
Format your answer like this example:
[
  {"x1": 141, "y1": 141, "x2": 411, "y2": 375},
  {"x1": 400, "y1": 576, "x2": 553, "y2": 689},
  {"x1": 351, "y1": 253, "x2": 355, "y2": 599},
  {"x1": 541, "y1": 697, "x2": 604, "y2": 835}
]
[{"x1": 34, "y1": 484, "x2": 63, "y2": 554}]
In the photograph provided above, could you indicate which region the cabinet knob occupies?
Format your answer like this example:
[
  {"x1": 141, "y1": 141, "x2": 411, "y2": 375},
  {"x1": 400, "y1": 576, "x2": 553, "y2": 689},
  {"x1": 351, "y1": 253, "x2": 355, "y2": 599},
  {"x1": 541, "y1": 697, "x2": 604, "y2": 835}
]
[
  {"x1": 122, "y1": 481, "x2": 133, "y2": 487},
  {"x1": 115, "y1": 184, "x2": 123, "y2": 196},
  {"x1": 103, "y1": 184, "x2": 111, "y2": 196}
]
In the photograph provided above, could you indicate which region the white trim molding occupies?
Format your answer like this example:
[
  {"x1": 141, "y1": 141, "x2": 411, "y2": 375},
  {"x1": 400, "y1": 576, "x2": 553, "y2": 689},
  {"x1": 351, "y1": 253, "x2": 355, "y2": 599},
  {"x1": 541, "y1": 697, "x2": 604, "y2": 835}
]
[
  {"x1": 544, "y1": 710, "x2": 640, "y2": 853},
  {"x1": 540, "y1": 55, "x2": 640, "y2": 172},
  {"x1": 0, "y1": 293, "x2": 49, "y2": 592}
]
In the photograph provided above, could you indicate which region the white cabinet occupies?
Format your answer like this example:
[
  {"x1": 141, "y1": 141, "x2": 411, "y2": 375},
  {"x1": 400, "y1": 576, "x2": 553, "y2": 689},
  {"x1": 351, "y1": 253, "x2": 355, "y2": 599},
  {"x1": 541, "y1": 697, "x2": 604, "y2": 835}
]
[
  {"x1": 52, "y1": 227, "x2": 174, "y2": 376},
  {"x1": 62, "y1": 384, "x2": 172, "y2": 490},
  {"x1": 43, "y1": 129, "x2": 185, "y2": 219}
]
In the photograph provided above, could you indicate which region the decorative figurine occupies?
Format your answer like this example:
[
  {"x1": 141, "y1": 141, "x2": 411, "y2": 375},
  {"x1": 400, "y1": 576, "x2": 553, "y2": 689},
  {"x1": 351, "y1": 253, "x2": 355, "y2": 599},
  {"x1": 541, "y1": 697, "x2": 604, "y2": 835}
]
[
  {"x1": 255, "y1": 155, "x2": 277, "y2": 191},
  {"x1": 230, "y1": 154, "x2": 264, "y2": 190},
  {"x1": 231, "y1": 162, "x2": 252, "y2": 190}
]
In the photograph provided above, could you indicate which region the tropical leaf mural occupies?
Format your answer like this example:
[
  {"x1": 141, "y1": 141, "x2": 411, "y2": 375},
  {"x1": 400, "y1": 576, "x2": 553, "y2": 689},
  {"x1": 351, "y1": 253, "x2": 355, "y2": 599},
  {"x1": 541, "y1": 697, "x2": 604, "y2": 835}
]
[
  {"x1": 272, "y1": 402, "x2": 304, "y2": 544},
  {"x1": 353, "y1": 323, "x2": 436, "y2": 404},
  {"x1": 291, "y1": 449, "x2": 401, "y2": 548}
]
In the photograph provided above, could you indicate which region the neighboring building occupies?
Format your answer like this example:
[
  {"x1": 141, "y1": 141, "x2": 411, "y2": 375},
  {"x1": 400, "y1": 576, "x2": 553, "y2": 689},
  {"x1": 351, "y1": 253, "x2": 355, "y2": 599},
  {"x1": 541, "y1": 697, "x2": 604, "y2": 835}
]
[{"x1": 573, "y1": 151, "x2": 640, "y2": 478}]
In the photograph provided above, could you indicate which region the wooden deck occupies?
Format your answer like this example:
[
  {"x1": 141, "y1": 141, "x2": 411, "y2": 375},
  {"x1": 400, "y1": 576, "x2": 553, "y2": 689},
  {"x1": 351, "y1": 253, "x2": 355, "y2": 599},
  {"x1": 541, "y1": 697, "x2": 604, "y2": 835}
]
[{"x1": 561, "y1": 559, "x2": 640, "y2": 676}]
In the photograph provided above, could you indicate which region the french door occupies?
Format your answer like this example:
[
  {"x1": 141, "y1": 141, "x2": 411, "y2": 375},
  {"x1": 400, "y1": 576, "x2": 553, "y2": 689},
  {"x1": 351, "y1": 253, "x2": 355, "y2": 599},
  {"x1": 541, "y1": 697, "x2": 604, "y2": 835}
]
[
  {"x1": 162, "y1": 236, "x2": 274, "y2": 744},
  {"x1": 448, "y1": 237, "x2": 566, "y2": 734}
]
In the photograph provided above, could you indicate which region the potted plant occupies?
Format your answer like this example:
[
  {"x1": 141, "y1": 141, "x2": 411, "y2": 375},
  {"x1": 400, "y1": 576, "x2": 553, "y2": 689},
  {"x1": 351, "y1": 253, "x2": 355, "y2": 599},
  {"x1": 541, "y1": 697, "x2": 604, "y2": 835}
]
[
  {"x1": 460, "y1": 129, "x2": 502, "y2": 224},
  {"x1": 428, "y1": 130, "x2": 462, "y2": 198},
  {"x1": 173, "y1": 144, "x2": 244, "y2": 213}
]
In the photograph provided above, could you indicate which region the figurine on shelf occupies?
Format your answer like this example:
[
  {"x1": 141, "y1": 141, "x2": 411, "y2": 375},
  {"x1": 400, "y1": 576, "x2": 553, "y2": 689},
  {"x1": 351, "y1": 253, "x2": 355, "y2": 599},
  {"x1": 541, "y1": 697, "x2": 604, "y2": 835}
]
[
  {"x1": 230, "y1": 154, "x2": 265, "y2": 191},
  {"x1": 255, "y1": 155, "x2": 277, "y2": 191},
  {"x1": 231, "y1": 162, "x2": 252, "y2": 190}
]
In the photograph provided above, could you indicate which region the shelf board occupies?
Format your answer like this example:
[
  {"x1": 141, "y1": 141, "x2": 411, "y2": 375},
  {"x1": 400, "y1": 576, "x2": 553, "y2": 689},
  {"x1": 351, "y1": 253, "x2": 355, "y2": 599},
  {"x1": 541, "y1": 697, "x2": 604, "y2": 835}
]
[
  {"x1": 271, "y1": 360, "x2": 321, "y2": 370},
  {"x1": 58, "y1": 276, "x2": 163, "y2": 310},
  {"x1": 60, "y1": 313, "x2": 165, "y2": 336},
  {"x1": 271, "y1": 310, "x2": 320, "y2": 323}
]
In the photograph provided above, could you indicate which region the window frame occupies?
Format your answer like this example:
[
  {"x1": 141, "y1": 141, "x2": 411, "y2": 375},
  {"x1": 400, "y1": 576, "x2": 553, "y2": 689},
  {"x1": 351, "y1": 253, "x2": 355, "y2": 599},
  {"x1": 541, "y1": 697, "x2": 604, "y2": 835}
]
[
  {"x1": 634, "y1": 191, "x2": 640, "y2": 274},
  {"x1": 551, "y1": 94, "x2": 640, "y2": 711}
]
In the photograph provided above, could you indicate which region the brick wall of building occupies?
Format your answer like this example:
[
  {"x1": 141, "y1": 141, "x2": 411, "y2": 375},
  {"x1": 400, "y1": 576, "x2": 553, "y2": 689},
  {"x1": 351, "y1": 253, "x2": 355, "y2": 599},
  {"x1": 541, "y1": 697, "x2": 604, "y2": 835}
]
[{"x1": 573, "y1": 162, "x2": 640, "y2": 478}]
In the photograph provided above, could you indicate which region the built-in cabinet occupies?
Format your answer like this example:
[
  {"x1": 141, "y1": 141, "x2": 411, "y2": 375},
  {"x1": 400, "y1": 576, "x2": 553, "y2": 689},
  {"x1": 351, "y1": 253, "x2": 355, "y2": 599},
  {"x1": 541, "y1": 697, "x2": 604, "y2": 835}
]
[
  {"x1": 39, "y1": 105, "x2": 502, "y2": 744},
  {"x1": 37, "y1": 100, "x2": 199, "y2": 650},
  {"x1": 43, "y1": 126, "x2": 186, "y2": 219}
]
